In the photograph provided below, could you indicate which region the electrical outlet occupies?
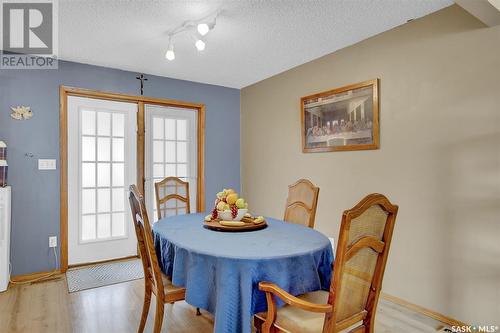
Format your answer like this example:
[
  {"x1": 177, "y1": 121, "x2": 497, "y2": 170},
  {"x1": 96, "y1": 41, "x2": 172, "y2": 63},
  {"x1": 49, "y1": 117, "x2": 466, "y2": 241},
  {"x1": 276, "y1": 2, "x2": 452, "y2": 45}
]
[{"x1": 49, "y1": 236, "x2": 57, "y2": 248}]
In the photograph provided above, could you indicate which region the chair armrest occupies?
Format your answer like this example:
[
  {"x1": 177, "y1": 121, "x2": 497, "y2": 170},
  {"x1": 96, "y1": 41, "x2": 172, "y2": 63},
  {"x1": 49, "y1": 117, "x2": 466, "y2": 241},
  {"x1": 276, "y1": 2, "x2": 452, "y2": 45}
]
[{"x1": 259, "y1": 281, "x2": 332, "y2": 313}]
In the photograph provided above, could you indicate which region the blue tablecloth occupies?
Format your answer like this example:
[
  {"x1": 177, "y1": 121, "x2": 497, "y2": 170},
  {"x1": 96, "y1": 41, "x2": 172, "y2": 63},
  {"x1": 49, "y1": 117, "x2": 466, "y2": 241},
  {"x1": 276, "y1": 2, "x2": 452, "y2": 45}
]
[{"x1": 152, "y1": 213, "x2": 333, "y2": 333}]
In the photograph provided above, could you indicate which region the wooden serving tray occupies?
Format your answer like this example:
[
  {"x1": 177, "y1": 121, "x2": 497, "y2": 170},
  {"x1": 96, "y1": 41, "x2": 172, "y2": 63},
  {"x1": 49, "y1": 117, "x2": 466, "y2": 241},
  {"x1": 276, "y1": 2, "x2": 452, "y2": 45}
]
[{"x1": 204, "y1": 216, "x2": 268, "y2": 232}]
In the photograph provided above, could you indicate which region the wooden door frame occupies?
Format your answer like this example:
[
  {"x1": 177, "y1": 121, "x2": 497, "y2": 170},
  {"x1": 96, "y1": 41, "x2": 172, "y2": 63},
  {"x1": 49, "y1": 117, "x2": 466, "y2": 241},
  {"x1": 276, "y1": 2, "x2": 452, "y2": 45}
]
[{"x1": 59, "y1": 86, "x2": 205, "y2": 272}]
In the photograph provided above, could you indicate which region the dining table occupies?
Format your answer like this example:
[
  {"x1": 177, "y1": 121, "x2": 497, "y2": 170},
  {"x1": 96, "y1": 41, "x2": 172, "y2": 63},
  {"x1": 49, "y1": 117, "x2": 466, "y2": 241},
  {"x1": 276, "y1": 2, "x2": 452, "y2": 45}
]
[{"x1": 152, "y1": 213, "x2": 334, "y2": 333}]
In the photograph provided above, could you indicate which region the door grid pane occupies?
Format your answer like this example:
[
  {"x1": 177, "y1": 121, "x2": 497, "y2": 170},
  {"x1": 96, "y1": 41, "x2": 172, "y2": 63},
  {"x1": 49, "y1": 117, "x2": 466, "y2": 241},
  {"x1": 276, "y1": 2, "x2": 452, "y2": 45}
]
[
  {"x1": 80, "y1": 109, "x2": 128, "y2": 242},
  {"x1": 151, "y1": 115, "x2": 191, "y2": 221}
]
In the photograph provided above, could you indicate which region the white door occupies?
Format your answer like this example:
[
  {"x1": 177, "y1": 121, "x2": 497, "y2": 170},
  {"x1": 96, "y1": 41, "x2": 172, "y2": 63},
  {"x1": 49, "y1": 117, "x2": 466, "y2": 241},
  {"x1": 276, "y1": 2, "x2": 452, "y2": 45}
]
[
  {"x1": 145, "y1": 105, "x2": 197, "y2": 221},
  {"x1": 68, "y1": 96, "x2": 138, "y2": 265}
]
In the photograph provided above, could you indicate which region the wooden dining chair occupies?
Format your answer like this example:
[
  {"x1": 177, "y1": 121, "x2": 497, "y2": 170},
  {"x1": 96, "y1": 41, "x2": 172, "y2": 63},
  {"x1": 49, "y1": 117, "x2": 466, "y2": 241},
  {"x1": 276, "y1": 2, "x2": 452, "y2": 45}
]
[
  {"x1": 155, "y1": 176, "x2": 191, "y2": 220},
  {"x1": 283, "y1": 179, "x2": 320, "y2": 228},
  {"x1": 255, "y1": 193, "x2": 398, "y2": 333},
  {"x1": 129, "y1": 185, "x2": 186, "y2": 333}
]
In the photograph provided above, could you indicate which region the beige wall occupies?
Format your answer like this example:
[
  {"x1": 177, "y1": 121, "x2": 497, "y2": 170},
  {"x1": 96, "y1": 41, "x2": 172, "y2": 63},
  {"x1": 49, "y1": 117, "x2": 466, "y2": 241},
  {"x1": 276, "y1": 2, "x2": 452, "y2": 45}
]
[{"x1": 241, "y1": 5, "x2": 500, "y2": 324}]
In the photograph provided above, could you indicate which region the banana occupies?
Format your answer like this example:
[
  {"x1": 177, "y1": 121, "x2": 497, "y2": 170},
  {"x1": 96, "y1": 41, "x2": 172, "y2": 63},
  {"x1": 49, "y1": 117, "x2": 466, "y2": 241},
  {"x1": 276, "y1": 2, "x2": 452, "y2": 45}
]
[{"x1": 220, "y1": 220, "x2": 245, "y2": 227}]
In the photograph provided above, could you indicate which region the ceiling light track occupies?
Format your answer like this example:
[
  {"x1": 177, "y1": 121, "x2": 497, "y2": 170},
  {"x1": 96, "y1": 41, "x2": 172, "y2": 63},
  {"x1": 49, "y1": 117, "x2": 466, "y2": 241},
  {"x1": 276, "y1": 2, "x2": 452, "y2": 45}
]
[{"x1": 164, "y1": 10, "x2": 221, "y2": 61}]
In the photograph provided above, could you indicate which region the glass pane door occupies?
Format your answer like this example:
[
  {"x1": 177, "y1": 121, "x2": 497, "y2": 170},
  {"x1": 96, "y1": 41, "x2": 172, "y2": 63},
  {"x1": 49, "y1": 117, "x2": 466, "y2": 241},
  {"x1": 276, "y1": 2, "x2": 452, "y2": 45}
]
[
  {"x1": 145, "y1": 105, "x2": 197, "y2": 221},
  {"x1": 68, "y1": 96, "x2": 137, "y2": 265}
]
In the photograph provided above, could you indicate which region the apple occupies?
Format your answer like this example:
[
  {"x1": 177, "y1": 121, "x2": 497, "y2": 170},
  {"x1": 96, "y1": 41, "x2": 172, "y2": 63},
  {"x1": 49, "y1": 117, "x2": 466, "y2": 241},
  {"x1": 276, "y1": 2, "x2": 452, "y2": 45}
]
[
  {"x1": 235, "y1": 198, "x2": 246, "y2": 209},
  {"x1": 216, "y1": 201, "x2": 226, "y2": 211}
]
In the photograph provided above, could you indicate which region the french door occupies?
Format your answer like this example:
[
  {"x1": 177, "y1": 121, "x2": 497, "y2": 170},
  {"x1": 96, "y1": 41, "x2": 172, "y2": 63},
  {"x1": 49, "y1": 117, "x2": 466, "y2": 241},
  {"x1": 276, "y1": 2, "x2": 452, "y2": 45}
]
[
  {"x1": 67, "y1": 96, "x2": 137, "y2": 265},
  {"x1": 145, "y1": 105, "x2": 198, "y2": 222}
]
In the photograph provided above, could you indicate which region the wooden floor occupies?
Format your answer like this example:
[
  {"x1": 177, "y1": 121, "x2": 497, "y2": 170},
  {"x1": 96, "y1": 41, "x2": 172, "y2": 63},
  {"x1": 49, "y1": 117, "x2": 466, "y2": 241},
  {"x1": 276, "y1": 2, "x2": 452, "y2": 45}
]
[{"x1": 0, "y1": 276, "x2": 446, "y2": 333}]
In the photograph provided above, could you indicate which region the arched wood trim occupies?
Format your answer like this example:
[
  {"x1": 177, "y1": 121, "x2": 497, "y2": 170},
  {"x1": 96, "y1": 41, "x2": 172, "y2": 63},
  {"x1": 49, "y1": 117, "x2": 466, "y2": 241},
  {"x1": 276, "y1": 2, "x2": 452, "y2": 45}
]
[
  {"x1": 287, "y1": 178, "x2": 317, "y2": 190},
  {"x1": 156, "y1": 176, "x2": 189, "y2": 187},
  {"x1": 343, "y1": 193, "x2": 398, "y2": 220},
  {"x1": 345, "y1": 236, "x2": 385, "y2": 261},
  {"x1": 283, "y1": 178, "x2": 320, "y2": 228},
  {"x1": 284, "y1": 201, "x2": 312, "y2": 212},
  {"x1": 158, "y1": 194, "x2": 189, "y2": 204}
]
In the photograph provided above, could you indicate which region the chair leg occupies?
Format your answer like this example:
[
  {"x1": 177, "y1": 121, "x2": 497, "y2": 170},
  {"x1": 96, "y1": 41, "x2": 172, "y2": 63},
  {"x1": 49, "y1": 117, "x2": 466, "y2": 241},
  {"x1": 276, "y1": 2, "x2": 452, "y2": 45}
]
[
  {"x1": 138, "y1": 285, "x2": 152, "y2": 333},
  {"x1": 153, "y1": 300, "x2": 165, "y2": 333},
  {"x1": 262, "y1": 318, "x2": 275, "y2": 333},
  {"x1": 196, "y1": 307, "x2": 201, "y2": 316}
]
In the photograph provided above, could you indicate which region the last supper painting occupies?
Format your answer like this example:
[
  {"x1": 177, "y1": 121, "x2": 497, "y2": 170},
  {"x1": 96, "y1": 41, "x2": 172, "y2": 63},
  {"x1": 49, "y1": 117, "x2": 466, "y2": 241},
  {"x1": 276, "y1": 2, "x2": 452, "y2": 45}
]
[{"x1": 301, "y1": 79, "x2": 379, "y2": 152}]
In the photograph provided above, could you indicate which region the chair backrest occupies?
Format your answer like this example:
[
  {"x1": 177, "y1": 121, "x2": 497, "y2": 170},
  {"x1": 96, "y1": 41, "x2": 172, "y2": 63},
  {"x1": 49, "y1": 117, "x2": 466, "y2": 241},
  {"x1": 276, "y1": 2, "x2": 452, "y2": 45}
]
[
  {"x1": 324, "y1": 193, "x2": 398, "y2": 333},
  {"x1": 155, "y1": 177, "x2": 191, "y2": 220},
  {"x1": 283, "y1": 179, "x2": 320, "y2": 228},
  {"x1": 129, "y1": 185, "x2": 165, "y2": 298}
]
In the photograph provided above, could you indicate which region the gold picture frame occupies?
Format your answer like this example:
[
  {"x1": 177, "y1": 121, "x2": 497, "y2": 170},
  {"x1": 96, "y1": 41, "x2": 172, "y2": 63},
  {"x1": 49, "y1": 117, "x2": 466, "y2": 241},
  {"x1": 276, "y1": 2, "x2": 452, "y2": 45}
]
[{"x1": 301, "y1": 79, "x2": 379, "y2": 153}]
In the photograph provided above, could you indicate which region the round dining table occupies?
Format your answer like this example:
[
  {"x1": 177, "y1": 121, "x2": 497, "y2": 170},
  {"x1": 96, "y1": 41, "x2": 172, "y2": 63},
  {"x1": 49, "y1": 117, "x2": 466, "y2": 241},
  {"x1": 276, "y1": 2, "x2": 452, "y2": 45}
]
[{"x1": 152, "y1": 213, "x2": 334, "y2": 333}]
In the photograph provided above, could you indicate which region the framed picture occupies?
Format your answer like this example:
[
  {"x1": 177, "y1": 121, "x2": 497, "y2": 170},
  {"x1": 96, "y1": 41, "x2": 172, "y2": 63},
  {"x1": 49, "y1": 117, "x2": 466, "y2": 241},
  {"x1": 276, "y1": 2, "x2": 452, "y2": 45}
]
[{"x1": 301, "y1": 79, "x2": 379, "y2": 153}]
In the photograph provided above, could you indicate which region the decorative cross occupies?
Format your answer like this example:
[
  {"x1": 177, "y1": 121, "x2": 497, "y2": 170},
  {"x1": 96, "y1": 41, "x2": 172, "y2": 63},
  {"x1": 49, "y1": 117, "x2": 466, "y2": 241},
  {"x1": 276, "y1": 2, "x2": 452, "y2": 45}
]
[{"x1": 136, "y1": 74, "x2": 148, "y2": 96}]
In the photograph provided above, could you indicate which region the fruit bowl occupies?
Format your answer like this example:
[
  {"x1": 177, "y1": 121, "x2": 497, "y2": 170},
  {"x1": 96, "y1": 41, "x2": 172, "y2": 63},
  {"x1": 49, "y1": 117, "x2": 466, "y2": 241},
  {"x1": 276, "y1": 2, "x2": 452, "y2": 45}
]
[
  {"x1": 218, "y1": 208, "x2": 248, "y2": 221},
  {"x1": 205, "y1": 188, "x2": 250, "y2": 223}
]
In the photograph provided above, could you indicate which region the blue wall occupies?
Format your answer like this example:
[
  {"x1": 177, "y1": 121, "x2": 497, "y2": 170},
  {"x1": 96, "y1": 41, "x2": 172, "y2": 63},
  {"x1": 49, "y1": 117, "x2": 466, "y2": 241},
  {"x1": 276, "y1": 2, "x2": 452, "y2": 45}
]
[{"x1": 0, "y1": 61, "x2": 240, "y2": 275}]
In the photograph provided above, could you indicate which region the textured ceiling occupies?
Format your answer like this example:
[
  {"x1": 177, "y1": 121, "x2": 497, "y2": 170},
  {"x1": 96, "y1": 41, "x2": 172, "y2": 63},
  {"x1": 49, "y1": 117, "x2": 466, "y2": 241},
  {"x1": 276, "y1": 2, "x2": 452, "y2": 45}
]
[{"x1": 59, "y1": 0, "x2": 453, "y2": 88}]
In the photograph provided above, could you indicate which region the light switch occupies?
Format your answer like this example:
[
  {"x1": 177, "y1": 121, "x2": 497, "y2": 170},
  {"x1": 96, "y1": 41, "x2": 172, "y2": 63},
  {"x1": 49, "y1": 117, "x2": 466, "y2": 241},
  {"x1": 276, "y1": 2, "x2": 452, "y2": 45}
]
[{"x1": 38, "y1": 159, "x2": 57, "y2": 170}]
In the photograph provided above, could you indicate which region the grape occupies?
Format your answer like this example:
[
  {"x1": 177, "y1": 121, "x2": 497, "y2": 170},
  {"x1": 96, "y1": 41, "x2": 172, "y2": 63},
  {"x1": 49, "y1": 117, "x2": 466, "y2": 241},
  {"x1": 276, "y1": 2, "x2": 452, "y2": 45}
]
[
  {"x1": 230, "y1": 205, "x2": 238, "y2": 219},
  {"x1": 211, "y1": 208, "x2": 218, "y2": 219}
]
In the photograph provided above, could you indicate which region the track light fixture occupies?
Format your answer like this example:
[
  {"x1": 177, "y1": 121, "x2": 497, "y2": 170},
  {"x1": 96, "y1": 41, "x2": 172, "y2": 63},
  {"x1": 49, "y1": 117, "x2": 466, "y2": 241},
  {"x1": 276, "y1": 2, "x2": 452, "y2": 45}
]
[{"x1": 164, "y1": 10, "x2": 220, "y2": 61}]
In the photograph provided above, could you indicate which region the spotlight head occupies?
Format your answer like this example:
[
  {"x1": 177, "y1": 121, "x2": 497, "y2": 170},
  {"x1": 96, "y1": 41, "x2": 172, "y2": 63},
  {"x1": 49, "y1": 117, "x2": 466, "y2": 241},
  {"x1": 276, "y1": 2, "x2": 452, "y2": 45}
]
[
  {"x1": 165, "y1": 37, "x2": 175, "y2": 60},
  {"x1": 165, "y1": 50, "x2": 175, "y2": 61},
  {"x1": 197, "y1": 23, "x2": 210, "y2": 36},
  {"x1": 195, "y1": 39, "x2": 206, "y2": 51}
]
